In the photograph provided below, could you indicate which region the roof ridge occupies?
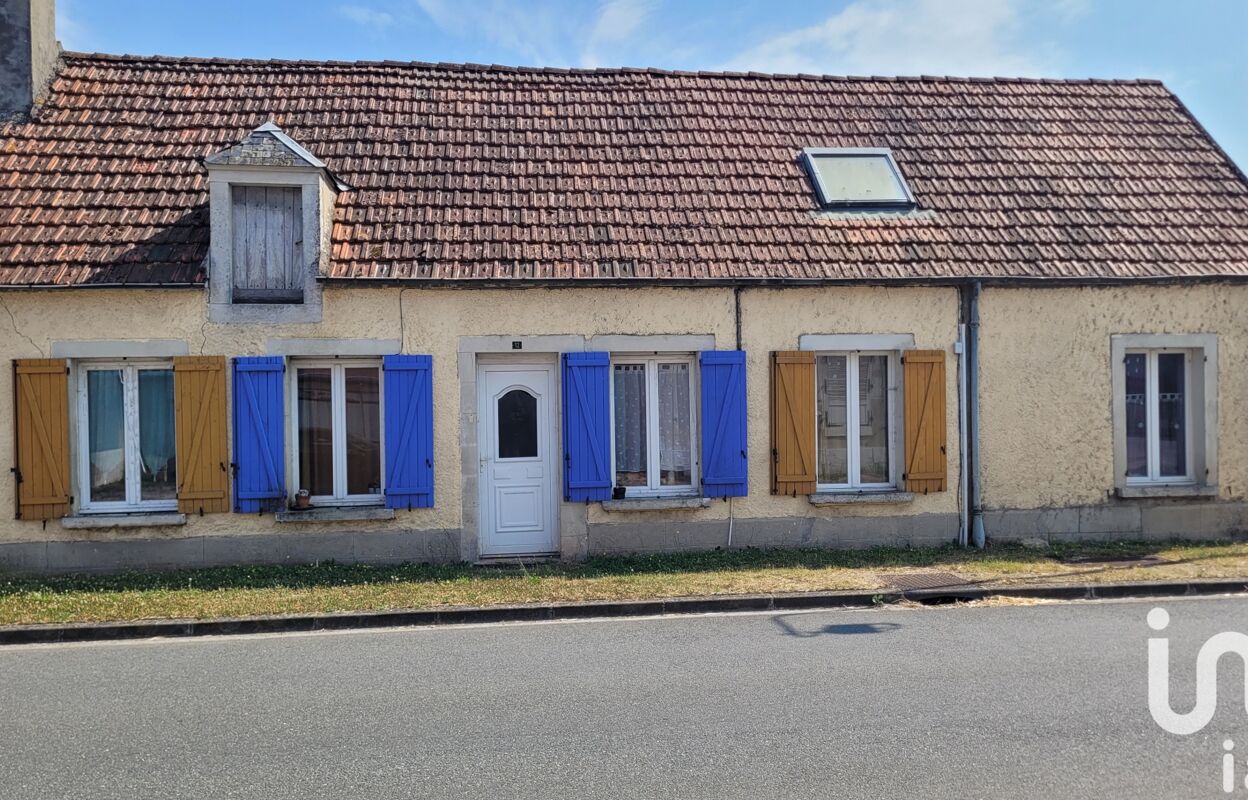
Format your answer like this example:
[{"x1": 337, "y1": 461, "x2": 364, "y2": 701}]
[{"x1": 57, "y1": 50, "x2": 1166, "y2": 86}]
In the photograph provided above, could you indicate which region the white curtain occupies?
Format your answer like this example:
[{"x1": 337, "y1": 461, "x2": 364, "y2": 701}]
[
  {"x1": 658, "y1": 363, "x2": 691, "y2": 478},
  {"x1": 613, "y1": 365, "x2": 647, "y2": 477}
]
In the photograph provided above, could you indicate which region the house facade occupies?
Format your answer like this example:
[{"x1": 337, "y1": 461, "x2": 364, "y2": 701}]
[{"x1": 0, "y1": 1, "x2": 1245, "y2": 572}]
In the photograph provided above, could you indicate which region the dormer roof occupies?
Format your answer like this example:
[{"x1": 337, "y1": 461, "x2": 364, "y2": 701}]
[{"x1": 205, "y1": 122, "x2": 349, "y2": 191}]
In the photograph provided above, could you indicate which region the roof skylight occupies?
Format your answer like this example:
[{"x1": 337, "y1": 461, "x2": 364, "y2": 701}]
[{"x1": 800, "y1": 148, "x2": 915, "y2": 208}]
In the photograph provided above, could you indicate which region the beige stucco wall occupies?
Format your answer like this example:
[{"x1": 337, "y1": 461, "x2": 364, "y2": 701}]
[
  {"x1": 979, "y1": 285, "x2": 1248, "y2": 510},
  {"x1": 0, "y1": 284, "x2": 962, "y2": 548}
]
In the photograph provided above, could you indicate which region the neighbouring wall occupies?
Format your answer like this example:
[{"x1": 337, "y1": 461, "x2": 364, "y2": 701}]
[{"x1": 978, "y1": 285, "x2": 1248, "y2": 541}]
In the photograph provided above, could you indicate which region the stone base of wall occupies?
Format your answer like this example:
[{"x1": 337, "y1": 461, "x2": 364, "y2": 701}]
[
  {"x1": 5, "y1": 501, "x2": 1241, "y2": 574},
  {"x1": 587, "y1": 513, "x2": 960, "y2": 556},
  {"x1": 984, "y1": 500, "x2": 1248, "y2": 544},
  {"x1": 0, "y1": 529, "x2": 462, "y2": 574}
]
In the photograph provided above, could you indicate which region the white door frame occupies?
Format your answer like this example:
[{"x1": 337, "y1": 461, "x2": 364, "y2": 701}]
[{"x1": 476, "y1": 359, "x2": 559, "y2": 557}]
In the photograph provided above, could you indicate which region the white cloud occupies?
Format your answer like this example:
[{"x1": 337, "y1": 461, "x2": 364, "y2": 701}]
[
  {"x1": 414, "y1": 0, "x2": 570, "y2": 64},
  {"x1": 582, "y1": 0, "x2": 655, "y2": 67},
  {"x1": 339, "y1": 5, "x2": 395, "y2": 30},
  {"x1": 728, "y1": 0, "x2": 1057, "y2": 78},
  {"x1": 411, "y1": 0, "x2": 654, "y2": 67}
]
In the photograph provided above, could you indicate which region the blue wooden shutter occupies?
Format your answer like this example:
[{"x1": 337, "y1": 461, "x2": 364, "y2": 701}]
[
  {"x1": 700, "y1": 350, "x2": 748, "y2": 498},
  {"x1": 562, "y1": 352, "x2": 611, "y2": 502},
  {"x1": 383, "y1": 354, "x2": 434, "y2": 509},
  {"x1": 232, "y1": 356, "x2": 285, "y2": 512}
]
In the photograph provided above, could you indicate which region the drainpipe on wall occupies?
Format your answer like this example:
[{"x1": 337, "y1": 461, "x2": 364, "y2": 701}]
[
  {"x1": 955, "y1": 322, "x2": 969, "y2": 547},
  {"x1": 968, "y1": 281, "x2": 986, "y2": 548},
  {"x1": 733, "y1": 286, "x2": 743, "y2": 351}
]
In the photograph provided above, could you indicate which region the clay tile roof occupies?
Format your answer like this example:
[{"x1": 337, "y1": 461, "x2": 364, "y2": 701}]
[{"x1": 1, "y1": 51, "x2": 1247, "y2": 287}]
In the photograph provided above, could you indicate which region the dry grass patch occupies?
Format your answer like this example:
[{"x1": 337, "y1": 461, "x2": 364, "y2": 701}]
[{"x1": 0, "y1": 540, "x2": 1244, "y2": 626}]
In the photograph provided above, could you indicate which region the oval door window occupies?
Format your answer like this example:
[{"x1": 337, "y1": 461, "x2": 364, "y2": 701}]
[{"x1": 497, "y1": 389, "x2": 538, "y2": 459}]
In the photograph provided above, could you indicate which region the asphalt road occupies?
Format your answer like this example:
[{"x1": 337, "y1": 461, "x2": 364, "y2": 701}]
[{"x1": 0, "y1": 596, "x2": 1244, "y2": 799}]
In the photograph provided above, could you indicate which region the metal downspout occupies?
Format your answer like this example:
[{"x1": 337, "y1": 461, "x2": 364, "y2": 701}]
[
  {"x1": 969, "y1": 281, "x2": 986, "y2": 548},
  {"x1": 956, "y1": 321, "x2": 969, "y2": 547}
]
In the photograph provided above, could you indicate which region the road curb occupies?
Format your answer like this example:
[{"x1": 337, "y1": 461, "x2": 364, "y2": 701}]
[{"x1": 1, "y1": 578, "x2": 1245, "y2": 646}]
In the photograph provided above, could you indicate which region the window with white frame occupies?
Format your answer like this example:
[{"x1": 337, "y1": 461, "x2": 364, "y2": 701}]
[
  {"x1": 76, "y1": 361, "x2": 178, "y2": 513},
  {"x1": 1123, "y1": 349, "x2": 1193, "y2": 484},
  {"x1": 610, "y1": 354, "x2": 698, "y2": 496},
  {"x1": 290, "y1": 359, "x2": 383, "y2": 505},
  {"x1": 1112, "y1": 334, "x2": 1217, "y2": 494},
  {"x1": 815, "y1": 352, "x2": 897, "y2": 490}
]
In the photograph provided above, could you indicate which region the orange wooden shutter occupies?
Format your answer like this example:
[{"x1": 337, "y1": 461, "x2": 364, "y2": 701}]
[
  {"x1": 903, "y1": 349, "x2": 947, "y2": 493},
  {"x1": 770, "y1": 351, "x2": 816, "y2": 495},
  {"x1": 174, "y1": 356, "x2": 230, "y2": 514},
  {"x1": 13, "y1": 359, "x2": 71, "y2": 520}
]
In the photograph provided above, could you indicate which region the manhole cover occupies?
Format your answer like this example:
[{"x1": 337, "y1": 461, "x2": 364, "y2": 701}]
[{"x1": 878, "y1": 571, "x2": 971, "y2": 591}]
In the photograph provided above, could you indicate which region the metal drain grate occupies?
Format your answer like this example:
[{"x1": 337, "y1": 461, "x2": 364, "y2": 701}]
[{"x1": 878, "y1": 571, "x2": 972, "y2": 591}]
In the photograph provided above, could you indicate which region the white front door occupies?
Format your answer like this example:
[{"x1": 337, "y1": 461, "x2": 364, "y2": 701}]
[{"x1": 478, "y1": 363, "x2": 558, "y2": 556}]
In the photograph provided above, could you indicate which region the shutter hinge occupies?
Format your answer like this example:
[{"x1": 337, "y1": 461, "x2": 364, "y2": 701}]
[
  {"x1": 230, "y1": 462, "x2": 239, "y2": 477},
  {"x1": 771, "y1": 448, "x2": 778, "y2": 462},
  {"x1": 10, "y1": 467, "x2": 21, "y2": 484}
]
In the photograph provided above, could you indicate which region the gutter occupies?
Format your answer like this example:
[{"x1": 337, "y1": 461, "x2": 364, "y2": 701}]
[
  {"x1": 315, "y1": 273, "x2": 1248, "y2": 291},
  {"x1": 2, "y1": 274, "x2": 1247, "y2": 292}
]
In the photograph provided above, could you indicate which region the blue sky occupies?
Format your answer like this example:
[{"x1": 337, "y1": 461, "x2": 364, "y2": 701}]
[{"x1": 57, "y1": 0, "x2": 1247, "y2": 168}]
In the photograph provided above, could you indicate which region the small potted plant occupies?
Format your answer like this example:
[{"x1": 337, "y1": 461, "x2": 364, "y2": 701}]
[{"x1": 294, "y1": 489, "x2": 311, "y2": 509}]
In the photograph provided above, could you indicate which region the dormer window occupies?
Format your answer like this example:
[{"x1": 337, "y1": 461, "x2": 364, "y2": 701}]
[
  {"x1": 800, "y1": 148, "x2": 915, "y2": 209},
  {"x1": 204, "y1": 122, "x2": 348, "y2": 324},
  {"x1": 230, "y1": 185, "x2": 304, "y2": 304}
]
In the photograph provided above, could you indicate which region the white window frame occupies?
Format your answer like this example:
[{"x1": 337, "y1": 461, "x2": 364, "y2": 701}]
[
  {"x1": 1111, "y1": 333, "x2": 1217, "y2": 496},
  {"x1": 608, "y1": 353, "x2": 700, "y2": 498},
  {"x1": 1124, "y1": 349, "x2": 1195, "y2": 485},
  {"x1": 813, "y1": 350, "x2": 899, "y2": 492},
  {"x1": 74, "y1": 360, "x2": 178, "y2": 514},
  {"x1": 287, "y1": 358, "x2": 386, "y2": 507}
]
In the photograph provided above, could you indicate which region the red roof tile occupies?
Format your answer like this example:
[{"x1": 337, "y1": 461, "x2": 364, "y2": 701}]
[{"x1": 0, "y1": 52, "x2": 1246, "y2": 286}]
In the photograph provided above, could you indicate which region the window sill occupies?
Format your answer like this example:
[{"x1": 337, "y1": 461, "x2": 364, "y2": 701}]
[
  {"x1": 809, "y1": 491, "x2": 914, "y2": 506},
  {"x1": 1116, "y1": 484, "x2": 1218, "y2": 499},
  {"x1": 62, "y1": 512, "x2": 187, "y2": 529},
  {"x1": 600, "y1": 497, "x2": 712, "y2": 512},
  {"x1": 275, "y1": 506, "x2": 395, "y2": 523}
]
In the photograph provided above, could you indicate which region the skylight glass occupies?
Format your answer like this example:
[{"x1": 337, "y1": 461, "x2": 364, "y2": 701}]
[{"x1": 801, "y1": 148, "x2": 914, "y2": 208}]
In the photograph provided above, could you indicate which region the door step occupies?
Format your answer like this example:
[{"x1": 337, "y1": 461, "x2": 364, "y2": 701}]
[{"x1": 474, "y1": 553, "x2": 560, "y2": 568}]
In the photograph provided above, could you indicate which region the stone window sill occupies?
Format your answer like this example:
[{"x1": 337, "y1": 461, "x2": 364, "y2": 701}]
[
  {"x1": 600, "y1": 497, "x2": 712, "y2": 512},
  {"x1": 275, "y1": 506, "x2": 395, "y2": 523},
  {"x1": 1116, "y1": 484, "x2": 1218, "y2": 499},
  {"x1": 809, "y1": 491, "x2": 914, "y2": 506},
  {"x1": 62, "y1": 512, "x2": 187, "y2": 529}
]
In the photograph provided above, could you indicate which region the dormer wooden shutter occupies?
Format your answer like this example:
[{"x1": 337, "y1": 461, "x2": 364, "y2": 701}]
[
  {"x1": 13, "y1": 359, "x2": 71, "y2": 520},
  {"x1": 770, "y1": 351, "x2": 816, "y2": 495},
  {"x1": 902, "y1": 349, "x2": 947, "y2": 493}
]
